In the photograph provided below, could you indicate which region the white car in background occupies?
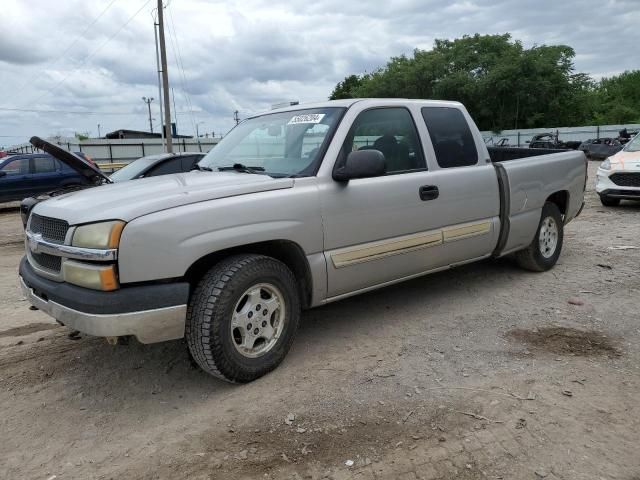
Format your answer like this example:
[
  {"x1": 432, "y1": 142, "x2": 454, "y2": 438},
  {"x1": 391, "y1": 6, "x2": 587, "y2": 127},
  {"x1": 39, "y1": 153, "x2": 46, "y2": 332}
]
[{"x1": 596, "y1": 133, "x2": 640, "y2": 206}]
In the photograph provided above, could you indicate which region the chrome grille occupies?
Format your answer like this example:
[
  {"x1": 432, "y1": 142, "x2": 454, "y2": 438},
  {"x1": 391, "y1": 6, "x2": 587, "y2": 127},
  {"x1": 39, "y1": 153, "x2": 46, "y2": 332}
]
[
  {"x1": 29, "y1": 214, "x2": 69, "y2": 244},
  {"x1": 31, "y1": 252, "x2": 62, "y2": 272}
]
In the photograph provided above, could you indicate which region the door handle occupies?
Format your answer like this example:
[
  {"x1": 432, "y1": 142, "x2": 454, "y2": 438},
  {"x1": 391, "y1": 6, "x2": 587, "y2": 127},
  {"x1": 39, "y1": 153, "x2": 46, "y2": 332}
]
[{"x1": 419, "y1": 185, "x2": 439, "y2": 201}]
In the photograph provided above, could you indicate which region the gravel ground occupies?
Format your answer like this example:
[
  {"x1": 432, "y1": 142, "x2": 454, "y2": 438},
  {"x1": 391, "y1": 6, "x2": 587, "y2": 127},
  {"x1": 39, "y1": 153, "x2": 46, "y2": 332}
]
[{"x1": 1, "y1": 161, "x2": 640, "y2": 480}]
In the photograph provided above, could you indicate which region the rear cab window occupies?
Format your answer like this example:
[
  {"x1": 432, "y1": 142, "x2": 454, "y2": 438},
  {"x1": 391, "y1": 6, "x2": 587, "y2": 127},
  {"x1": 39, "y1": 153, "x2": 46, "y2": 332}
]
[{"x1": 421, "y1": 107, "x2": 478, "y2": 168}]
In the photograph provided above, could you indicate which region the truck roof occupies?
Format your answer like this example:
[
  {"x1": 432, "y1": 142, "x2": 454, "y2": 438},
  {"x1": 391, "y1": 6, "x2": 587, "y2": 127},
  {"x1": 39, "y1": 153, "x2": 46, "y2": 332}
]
[{"x1": 258, "y1": 98, "x2": 465, "y2": 117}]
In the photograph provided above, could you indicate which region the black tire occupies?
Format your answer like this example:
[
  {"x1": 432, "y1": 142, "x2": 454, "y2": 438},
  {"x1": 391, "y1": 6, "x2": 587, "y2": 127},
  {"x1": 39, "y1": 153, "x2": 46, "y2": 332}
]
[
  {"x1": 185, "y1": 254, "x2": 300, "y2": 383},
  {"x1": 599, "y1": 195, "x2": 620, "y2": 207},
  {"x1": 515, "y1": 202, "x2": 564, "y2": 272}
]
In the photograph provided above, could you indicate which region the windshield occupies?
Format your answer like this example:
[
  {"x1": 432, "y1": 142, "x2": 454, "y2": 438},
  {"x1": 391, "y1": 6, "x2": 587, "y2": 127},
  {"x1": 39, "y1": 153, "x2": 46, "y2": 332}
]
[
  {"x1": 199, "y1": 107, "x2": 345, "y2": 177},
  {"x1": 109, "y1": 155, "x2": 163, "y2": 182},
  {"x1": 624, "y1": 134, "x2": 640, "y2": 152}
]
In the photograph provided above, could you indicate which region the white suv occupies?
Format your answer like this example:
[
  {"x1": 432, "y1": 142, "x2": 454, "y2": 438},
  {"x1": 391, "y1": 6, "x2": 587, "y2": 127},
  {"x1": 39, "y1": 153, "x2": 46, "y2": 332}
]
[{"x1": 596, "y1": 133, "x2": 640, "y2": 206}]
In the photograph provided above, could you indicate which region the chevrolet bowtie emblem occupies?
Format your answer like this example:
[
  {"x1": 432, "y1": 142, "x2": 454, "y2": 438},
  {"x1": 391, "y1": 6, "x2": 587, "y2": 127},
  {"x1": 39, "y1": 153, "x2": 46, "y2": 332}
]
[{"x1": 29, "y1": 233, "x2": 43, "y2": 254}]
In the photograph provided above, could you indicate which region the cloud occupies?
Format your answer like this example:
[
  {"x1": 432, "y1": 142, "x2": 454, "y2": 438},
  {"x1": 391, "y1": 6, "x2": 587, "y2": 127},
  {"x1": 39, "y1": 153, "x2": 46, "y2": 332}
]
[{"x1": 1, "y1": 0, "x2": 639, "y2": 147}]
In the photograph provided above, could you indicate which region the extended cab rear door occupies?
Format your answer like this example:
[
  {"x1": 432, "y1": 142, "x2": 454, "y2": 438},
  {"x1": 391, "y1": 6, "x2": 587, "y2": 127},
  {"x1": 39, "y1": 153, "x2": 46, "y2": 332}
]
[
  {"x1": 415, "y1": 105, "x2": 501, "y2": 265},
  {"x1": 319, "y1": 101, "x2": 500, "y2": 300}
]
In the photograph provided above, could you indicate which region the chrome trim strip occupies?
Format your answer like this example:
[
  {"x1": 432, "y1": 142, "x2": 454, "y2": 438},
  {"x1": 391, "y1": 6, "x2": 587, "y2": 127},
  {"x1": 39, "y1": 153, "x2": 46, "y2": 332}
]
[
  {"x1": 20, "y1": 277, "x2": 186, "y2": 344},
  {"x1": 329, "y1": 219, "x2": 493, "y2": 269},
  {"x1": 442, "y1": 221, "x2": 491, "y2": 243},
  {"x1": 331, "y1": 231, "x2": 443, "y2": 268},
  {"x1": 25, "y1": 230, "x2": 117, "y2": 261}
]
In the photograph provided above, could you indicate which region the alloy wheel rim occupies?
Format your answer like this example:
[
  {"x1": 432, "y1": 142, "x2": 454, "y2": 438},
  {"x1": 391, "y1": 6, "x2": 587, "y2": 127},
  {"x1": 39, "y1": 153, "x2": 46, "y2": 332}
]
[
  {"x1": 538, "y1": 216, "x2": 558, "y2": 259},
  {"x1": 230, "y1": 283, "x2": 286, "y2": 358}
]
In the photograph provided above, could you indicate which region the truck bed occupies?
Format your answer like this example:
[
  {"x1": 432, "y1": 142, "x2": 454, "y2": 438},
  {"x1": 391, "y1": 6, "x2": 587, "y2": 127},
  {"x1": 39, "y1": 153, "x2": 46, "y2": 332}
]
[
  {"x1": 490, "y1": 148, "x2": 587, "y2": 257},
  {"x1": 487, "y1": 146, "x2": 568, "y2": 162}
]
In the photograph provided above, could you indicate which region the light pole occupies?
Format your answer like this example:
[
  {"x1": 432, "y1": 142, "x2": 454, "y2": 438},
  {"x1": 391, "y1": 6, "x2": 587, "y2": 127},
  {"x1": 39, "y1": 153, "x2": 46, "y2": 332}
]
[
  {"x1": 196, "y1": 121, "x2": 205, "y2": 137},
  {"x1": 97, "y1": 123, "x2": 101, "y2": 138},
  {"x1": 142, "y1": 97, "x2": 154, "y2": 133}
]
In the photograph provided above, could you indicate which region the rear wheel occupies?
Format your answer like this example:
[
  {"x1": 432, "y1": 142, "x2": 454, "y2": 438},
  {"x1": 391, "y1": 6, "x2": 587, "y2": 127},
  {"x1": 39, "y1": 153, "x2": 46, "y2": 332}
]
[
  {"x1": 599, "y1": 195, "x2": 620, "y2": 207},
  {"x1": 515, "y1": 202, "x2": 564, "y2": 272},
  {"x1": 185, "y1": 254, "x2": 300, "y2": 383}
]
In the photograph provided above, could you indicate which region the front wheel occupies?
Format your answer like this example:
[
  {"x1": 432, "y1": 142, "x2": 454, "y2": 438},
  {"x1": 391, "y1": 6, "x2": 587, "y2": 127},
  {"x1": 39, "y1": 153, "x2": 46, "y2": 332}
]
[
  {"x1": 515, "y1": 202, "x2": 564, "y2": 272},
  {"x1": 599, "y1": 195, "x2": 620, "y2": 207},
  {"x1": 186, "y1": 254, "x2": 300, "y2": 383}
]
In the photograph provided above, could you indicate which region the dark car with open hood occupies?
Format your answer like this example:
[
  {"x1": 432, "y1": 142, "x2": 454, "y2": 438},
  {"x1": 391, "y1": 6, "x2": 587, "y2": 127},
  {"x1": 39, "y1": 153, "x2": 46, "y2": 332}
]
[{"x1": 18, "y1": 136, "x2": 204, "y2": 227}]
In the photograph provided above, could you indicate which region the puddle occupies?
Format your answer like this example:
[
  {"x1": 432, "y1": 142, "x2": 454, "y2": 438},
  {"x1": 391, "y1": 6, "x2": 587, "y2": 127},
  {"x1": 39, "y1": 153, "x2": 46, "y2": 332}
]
[{"x1": 507, "y1": 326, "x2": 620, "y2": 357}]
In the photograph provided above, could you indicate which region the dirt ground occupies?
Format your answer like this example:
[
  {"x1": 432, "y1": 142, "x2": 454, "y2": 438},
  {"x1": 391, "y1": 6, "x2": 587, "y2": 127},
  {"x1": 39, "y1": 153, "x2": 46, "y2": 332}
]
[{"x1": 1, "y1": 162, "x2": 640, "y2": 480}]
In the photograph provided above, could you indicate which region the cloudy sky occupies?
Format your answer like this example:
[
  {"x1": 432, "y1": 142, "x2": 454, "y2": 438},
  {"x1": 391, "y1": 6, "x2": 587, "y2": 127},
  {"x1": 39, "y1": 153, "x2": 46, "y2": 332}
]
[{"x1": 1, "y1": 0, "x2": 638, "y2": 147}]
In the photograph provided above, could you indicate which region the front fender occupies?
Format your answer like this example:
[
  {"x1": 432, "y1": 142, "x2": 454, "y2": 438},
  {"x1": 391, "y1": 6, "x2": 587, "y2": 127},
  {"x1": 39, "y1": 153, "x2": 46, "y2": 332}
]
[{"x1": 117, "y1": 185, "x2": 323, "y2": 284}]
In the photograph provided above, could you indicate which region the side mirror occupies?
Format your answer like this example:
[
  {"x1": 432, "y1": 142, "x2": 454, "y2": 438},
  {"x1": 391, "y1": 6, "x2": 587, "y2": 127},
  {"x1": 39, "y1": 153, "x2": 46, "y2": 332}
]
[
  {"x1": 333, "y1": 149, "x2": 386, "y2": 182},
  {"x1": 0, "y1": 171, "x2": 6, "y2": 178}
]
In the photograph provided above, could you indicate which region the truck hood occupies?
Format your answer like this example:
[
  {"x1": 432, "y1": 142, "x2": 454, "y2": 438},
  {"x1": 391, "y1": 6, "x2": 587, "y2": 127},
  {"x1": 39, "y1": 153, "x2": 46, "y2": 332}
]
[{"x1": 33, "y1": 171, "x2": 294, "y2": 225}]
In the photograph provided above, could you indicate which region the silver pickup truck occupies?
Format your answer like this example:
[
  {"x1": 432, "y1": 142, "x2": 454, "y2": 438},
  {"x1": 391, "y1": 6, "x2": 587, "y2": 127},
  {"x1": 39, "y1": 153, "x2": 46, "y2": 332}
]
[{"x1": 19, "y1": 99, "x2": 587, "y2": 382}]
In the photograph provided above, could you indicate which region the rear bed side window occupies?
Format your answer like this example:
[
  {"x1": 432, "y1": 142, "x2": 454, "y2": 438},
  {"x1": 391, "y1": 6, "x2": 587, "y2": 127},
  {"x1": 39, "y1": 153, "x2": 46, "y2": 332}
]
[{"x1": 421, "y1": 107, "x2": 478, "y2": 168}]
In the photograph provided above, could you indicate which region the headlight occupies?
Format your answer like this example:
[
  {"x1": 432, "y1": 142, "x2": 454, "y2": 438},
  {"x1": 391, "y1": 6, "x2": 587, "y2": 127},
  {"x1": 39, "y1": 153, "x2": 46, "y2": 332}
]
[
  {"x1": 63, "y1": 260, "x2": 119, "y2": 291},
  {"x1": 72, "y1": 220, "x2": 125, "y2": 249},
  {"x1": 600, "y1": 158, "x2": 611, "y2": 170}
]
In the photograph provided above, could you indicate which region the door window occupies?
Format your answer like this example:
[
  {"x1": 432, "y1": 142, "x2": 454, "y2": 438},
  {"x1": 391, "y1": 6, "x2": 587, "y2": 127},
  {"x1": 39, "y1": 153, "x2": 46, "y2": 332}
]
[
  {"x1": 33, "y1": 156, "x2": 57, "y2": 173},
  {"x1": 341, "y1": 108, "x2": 426, "y2": 174},
  {"x1": 421, "y1": 107, "x2": 478, "y2": 168},
  {"x1": 1, "y1": 158, "x2": 29, "y2": 175}
]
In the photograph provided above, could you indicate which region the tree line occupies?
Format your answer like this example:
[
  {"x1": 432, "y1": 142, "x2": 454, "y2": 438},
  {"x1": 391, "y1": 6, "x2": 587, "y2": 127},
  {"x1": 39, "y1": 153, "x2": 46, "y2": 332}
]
[{"x1": 329, "y1": 34, "x2": 640, "y2": 132}]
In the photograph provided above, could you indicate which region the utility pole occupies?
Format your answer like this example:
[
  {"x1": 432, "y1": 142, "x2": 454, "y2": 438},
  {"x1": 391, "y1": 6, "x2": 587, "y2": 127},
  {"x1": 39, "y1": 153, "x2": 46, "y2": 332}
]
[
  {"x1": 153, "y1": 11, "x2": 165, "y2": 151},
  {"x1": 97, "y1": 123, "x2": 101, "y2": 138},
  {"x1": 142, "y1": 97, "x2": 154, "y2": 132},
  {"x1": 233, "y1": 110, "x2": 240, "y2": 125},
  {"x1": 157, "y1": 0, "x2": 173, "y2": 152}
]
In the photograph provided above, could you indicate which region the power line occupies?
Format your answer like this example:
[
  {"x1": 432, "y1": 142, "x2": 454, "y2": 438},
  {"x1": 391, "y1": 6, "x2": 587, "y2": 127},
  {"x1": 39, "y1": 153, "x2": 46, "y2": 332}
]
[
  {"x1": 24, "y1": 0, "x2": 153, "y2": 107},
  {"x1": 0, "y1": 106, "x2": 206, "y2": 115},
  {"x1": 6, "y1": 0, "x2": 120, "y2": 106},
  {"x1": 0, "y1": 107, "x2": 133, "y2": 115},
  {"x1": 166, "y1": 3, "x2": 197, "y2": 136}
]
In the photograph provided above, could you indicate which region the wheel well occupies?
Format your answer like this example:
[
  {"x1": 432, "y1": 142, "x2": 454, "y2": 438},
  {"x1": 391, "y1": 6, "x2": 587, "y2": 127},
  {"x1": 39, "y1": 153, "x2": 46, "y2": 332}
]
[
  {"x1": 184, "y1": 240, "x2": 313, "y2": 308},
  {"x1": 546, "y1": 190, "x2": 569, "y2": 215}
]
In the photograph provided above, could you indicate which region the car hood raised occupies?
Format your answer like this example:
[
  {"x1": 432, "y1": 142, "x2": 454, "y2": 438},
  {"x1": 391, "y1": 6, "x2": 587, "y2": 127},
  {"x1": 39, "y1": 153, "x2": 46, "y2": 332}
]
[
  {"x1": 33, "y1": 171, "x2": 294, "y2": 225},
  {"x1": 29, "y1": 136, "x2": 111, "y2": 184}
]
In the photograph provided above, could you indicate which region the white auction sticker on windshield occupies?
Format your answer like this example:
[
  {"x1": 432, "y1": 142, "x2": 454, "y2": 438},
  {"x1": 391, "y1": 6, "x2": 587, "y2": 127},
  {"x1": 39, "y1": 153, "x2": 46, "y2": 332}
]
[{"x1": 287, "y1": 113, "x2": 325, "y2": 125}]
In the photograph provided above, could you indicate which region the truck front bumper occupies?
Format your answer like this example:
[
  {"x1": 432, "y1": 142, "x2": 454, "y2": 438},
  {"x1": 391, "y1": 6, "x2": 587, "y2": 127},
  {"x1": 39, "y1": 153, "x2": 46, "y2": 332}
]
[{"x1": 19, "y1": 257, "x2": 189, "y2": 344}]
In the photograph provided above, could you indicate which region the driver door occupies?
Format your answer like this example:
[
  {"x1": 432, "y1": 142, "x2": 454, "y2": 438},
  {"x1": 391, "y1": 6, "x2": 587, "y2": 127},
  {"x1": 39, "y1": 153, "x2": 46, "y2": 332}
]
[{"x1": 320, "y1": 107, "x2": 450, "y2": 298}]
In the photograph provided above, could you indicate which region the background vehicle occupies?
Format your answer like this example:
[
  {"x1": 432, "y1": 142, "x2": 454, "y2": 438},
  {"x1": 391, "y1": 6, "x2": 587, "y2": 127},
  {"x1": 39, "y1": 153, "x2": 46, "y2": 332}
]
[
  {"x1": 528, "y1": 132, "x2": 581, "y2": 150},
  {"x1": 0, "y1": 153, "x2": 92, "y2": 203},
  {"x1": 578, "y1": 137, "x2": 624, "y2": 160},
  {"x1": 484, "y1": 137, "x2": 510, "y2": 147},
  {"x1": 596, "y1": 133, "x2": 640, "y2": 206},
  {"x1": 19, "y1": 99, "x2": 587, "y2": 384},
  {"x1": 109, "y1": 152, "x2": 205, "y2": 182}
]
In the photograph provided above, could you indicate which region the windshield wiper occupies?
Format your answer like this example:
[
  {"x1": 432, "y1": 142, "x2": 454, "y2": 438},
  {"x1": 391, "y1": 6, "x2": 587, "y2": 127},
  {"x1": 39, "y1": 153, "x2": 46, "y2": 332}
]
[
  {"x1": 193, "y1": 164, "x2": 213, "y2": 171},
  {"x1": 217, "y1": 163, "x2": 265, "y2": 174}
]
